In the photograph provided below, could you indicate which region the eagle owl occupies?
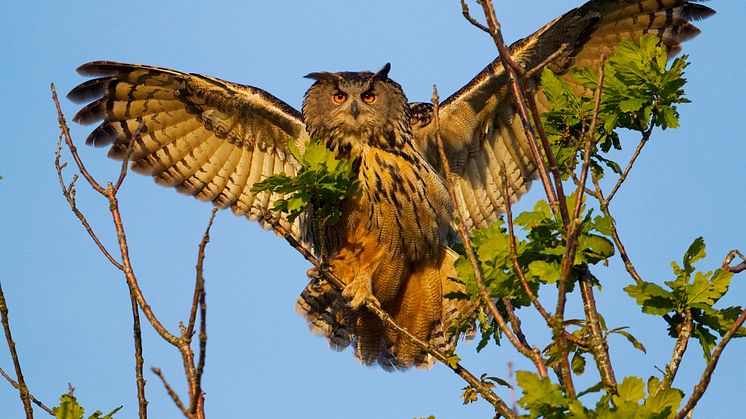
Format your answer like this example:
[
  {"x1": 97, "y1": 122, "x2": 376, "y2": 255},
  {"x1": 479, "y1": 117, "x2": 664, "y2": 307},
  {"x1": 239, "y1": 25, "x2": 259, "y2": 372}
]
[{"x1": 67, "y1": 0, "x2": 712, "y2": 370}]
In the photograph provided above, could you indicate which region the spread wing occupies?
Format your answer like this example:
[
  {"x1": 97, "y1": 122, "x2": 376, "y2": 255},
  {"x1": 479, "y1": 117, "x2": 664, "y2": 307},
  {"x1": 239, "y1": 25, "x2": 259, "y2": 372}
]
[
  {"x1": 412, "y1": 0, "x2": 714, "y2": 231},
  {"x1": 68, "y1": 61, "x2": 310, "y2": 241}
]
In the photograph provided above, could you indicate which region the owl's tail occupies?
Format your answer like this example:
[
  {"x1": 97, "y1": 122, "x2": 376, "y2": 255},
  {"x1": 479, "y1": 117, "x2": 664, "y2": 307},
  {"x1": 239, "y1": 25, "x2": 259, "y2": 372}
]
[{"x1": 295, "y1": 247, "x2": 474, "y2": 371}]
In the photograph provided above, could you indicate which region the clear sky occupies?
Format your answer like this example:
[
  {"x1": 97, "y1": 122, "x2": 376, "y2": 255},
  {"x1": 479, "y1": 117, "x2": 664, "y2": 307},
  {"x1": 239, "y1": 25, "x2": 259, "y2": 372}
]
[{"x1": 1, "y1": 1, "x2": 744, "y2": 418}]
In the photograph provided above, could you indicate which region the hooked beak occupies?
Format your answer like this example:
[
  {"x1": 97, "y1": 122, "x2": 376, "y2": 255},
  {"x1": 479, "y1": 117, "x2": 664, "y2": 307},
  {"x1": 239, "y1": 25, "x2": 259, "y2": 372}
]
[{"x1": 349, "y1": 101, "x2": 359, "y2": 119}]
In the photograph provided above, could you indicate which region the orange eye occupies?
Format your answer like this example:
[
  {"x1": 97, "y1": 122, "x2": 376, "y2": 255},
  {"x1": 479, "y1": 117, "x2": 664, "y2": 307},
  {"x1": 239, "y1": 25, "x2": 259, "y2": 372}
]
[
  {"x1": 362, "y1": 92, "x2": 376, "y2": 104},
  {"x1": 333, "y1": 93, "x2": 347, "y2": 103}
]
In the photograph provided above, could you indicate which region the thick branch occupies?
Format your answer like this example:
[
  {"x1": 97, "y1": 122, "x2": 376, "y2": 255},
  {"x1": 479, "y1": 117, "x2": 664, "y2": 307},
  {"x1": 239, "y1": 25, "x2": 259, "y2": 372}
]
[{"x1": 660, "y1": 310, "x2": 693, "y2": 391}]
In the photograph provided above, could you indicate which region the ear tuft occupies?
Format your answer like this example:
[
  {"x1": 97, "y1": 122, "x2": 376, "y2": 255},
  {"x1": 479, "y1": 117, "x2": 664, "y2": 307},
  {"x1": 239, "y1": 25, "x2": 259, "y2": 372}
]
[
  {"x1": 374, "y1": 63, "x2": 391, "y2": 81},
  {"x1": 304, "y1": 71, "x2": 335, "y2": 82}
]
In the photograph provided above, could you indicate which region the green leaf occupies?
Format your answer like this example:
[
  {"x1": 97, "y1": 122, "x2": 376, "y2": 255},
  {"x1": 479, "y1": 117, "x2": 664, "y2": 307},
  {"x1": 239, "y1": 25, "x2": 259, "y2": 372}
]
[
  {"x1": 624, "y1": 282, "x2": 676, "y2": 315},
  {"x1": 528, "y1": 260, "x2": 561, "y2": 284},
  {"x1": 609, "y1": 328, "x2": 647, "y2": 353},
  {"x1": 692, "y1": 323, "x2": 718, "y2": 361},
  {"x1": 645, "y1": 387, "x2": 683, "y2": 417},
  {"x1": 614, "y1": 376, "x2": 646, "y2": 404},
  {"x1": 516, "y1": 371, "x2": 569, "y2": 417},
  {"x1": 54, "y1": 394, "x2": 85, "y2": 419},
  {"x1": 571, "y1": 351, "x2": 587, "y2": 375},
  {"x1": 683, "y1": 237, "x2": 706, "y2": 273}
]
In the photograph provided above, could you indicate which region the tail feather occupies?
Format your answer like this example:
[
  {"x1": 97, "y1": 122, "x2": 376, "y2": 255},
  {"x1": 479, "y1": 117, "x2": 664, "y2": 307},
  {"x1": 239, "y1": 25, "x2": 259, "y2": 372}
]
[{"x1": 295, "y1": 246, "x2": 475, "y2": 370}]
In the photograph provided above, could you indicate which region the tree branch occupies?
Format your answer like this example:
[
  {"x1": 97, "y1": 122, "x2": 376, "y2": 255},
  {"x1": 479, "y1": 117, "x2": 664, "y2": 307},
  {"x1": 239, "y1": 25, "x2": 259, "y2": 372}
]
[
  {"x1": 0, "y1": 367, "x2": 53, "y2": 416},
  {"x1": 675, "y1": 306, "x2": 746, "y2": 419},
  {"x1": 0, "y1": 281, "x2": 35, "y2": 418},
  {"x1": 265, "y1": 216, "x2": 517, "y2": 418},
  {"x1": 660, "y1": 309, "x2": 692, "y2": 392},
  {"x1": 432, "y1": 86, "x2": 547, "y2": 379}
]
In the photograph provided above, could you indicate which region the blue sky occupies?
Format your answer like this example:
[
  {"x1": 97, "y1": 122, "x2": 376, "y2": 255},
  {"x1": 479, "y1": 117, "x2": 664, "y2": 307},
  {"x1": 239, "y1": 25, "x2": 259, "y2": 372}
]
[{"x1": 1, "y1": 1, "x2": 744, "y2": 418}]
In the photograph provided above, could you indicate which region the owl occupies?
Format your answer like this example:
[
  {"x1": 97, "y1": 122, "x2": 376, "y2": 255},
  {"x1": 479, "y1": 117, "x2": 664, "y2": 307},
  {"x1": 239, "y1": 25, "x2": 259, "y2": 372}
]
[{"x1": 67, "y1": 0, "x2": 712, "y2": 370}]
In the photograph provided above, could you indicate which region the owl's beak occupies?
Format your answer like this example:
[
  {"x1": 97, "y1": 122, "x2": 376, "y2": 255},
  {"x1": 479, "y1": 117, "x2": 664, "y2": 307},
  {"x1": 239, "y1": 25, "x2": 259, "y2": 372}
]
[{"x1": 349, "y1": 101, "x2": 359, "y2": 119}]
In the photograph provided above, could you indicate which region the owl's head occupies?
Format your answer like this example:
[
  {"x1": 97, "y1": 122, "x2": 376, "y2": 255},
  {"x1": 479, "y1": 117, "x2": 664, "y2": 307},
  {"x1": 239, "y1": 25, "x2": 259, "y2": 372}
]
[{"x1": 302, "y1": 64, "x2": 410, "y2": 156}]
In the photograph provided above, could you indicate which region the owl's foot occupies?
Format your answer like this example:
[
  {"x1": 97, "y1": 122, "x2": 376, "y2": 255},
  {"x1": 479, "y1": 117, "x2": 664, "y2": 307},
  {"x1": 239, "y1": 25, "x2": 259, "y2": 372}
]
[{"x1": 342, "y1": 276, "x2": 379, "y2": 309}]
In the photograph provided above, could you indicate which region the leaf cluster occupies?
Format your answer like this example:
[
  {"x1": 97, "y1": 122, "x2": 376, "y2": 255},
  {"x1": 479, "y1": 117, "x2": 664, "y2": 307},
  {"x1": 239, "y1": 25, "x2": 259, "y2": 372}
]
[
  {"x1": 517, "y1": 372, "x2": 683, "y2": 418},
  {"x1": 251, "y1": 140, "x2": 358, "y2": 225},
  {"x1": 624, "y1": 237, "x2": 745, "y2": 359},
  {"x1": 451, "y1": 194, "x2": 615, "y2": 350},
  {"x1": 52, "y1": 394, "x2": 121, "y2": 419},
  {"x1": 541, "y1": 34, "x2": 690, "y2": 179}
]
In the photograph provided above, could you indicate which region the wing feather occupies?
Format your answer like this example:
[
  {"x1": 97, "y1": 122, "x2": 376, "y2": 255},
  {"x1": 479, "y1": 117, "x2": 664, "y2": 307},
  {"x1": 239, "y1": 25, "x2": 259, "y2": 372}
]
[
  {"x1": 413, "y1": 0, "x2": 713, "y2": 232},
  {"x1": 69, "y1": 61, "x2": 310, "y2": 244}
]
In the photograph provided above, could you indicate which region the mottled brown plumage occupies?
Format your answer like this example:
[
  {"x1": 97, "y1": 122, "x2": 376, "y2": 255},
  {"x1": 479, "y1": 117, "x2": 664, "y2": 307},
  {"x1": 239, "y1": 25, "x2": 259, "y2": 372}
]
[{"x1": 68, "y1": 0, "x2": 713, "y2": 370}]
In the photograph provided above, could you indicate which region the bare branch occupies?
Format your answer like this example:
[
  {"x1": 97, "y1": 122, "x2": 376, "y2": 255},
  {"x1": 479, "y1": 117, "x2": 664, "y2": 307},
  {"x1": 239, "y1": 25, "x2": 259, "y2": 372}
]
[
  {"x1": 722, "y1": 249, "x2": 746, "y2": 274},
  {"x1": 459, "y1": 0, "x2": 489, "y2": 34},
  {"x1": 606, "y1": 126, "x2": 654, "y2": 204},
  {"x1": 55, "y1": 135, "x2": 124, "y2": 271},
  {"x1": 0, "y1": 367, "x2": 53, "y2": 416},
  {"x1": 0, "y1": 281, "x2": 35, "y2": 418},
  {"x1": 51, "y1": 84, "x2": 106, "y2": 196},
  {"x1": 151, "y1": 368, "x2": 190, "y2": 418},
  {"x1": 129, "y1": 294, "x2": 148, "y2": 419},
  {"x1": 187, "y1": 209, "x2": 217, "y2": 417},
  {"x1": 675, "y1": 306, "x2": 746, "y2": 419}
]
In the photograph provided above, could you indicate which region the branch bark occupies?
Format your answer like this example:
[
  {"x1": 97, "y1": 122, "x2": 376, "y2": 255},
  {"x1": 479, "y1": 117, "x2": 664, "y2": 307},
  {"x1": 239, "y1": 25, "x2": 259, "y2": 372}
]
[{"x1": 0, "y1": 281, "x2": 35, "y2": 418}]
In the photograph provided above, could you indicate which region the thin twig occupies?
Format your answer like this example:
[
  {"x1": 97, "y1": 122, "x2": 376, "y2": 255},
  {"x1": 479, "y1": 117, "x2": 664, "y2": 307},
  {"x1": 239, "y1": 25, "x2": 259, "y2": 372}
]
[
  {"x1": 474, "y1": 0, "x2": 562, "y2": 220},
  {"x1": 51, "y1": 84, "x2": 106, "y2": 196},
  {"x1": 591, "y1": 173, "x2": 644, "y2": 284},
  {"x1": 151, "y1": 368, "x2": 190, "y2": 418},
  {"x1": 460, "y1": 0, "x2": 490, "y2": 34},
  {"x1": 0, "y1": 281, "x2": 34, "y2": 418},
  {"x1": 187, "y1": 209, "x2": 217, "y2": 418},
  {"x1": 675, "y1": 306, "x2": 746, "y2": 419},
  {"x1": 606, "y1": 126, "x2": 654, "y2": 204},
  {"x1": 722, "y1": 250, "x2": 746, "y2": 274},
  {"x1": 0, "y1": 367, "x2": 53, "y2": 415},
  {"x1": 266, "y1": 216, "x2": 517, "y2": 418},
  {"x1": 432, "y1": 85, "x2": 547, "y2": 379},
  {"x1": 54, "y1": 134, "x2": 124, "y2": 271},
  {"x1": 129, "y1": 292, "x2": 148, "y2": 419},
  {"x1": 564, "y1": 61, "x2": 617, "y2": 392}
]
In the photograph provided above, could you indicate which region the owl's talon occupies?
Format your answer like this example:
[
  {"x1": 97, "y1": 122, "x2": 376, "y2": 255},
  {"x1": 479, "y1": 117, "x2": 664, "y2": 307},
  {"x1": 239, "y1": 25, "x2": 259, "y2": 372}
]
[{"x1": 342, "y1": 277, "x2": 379, "y2": 309}]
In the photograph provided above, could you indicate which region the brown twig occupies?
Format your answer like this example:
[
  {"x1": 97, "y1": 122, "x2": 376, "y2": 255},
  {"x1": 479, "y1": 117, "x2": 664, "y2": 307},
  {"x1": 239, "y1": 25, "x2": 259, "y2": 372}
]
[
  {"x1": 675, "y1": 306, "x2": 746, "y2": 419},
  {"x1": 53, "y1": 83, "x2": 212, "y2": 418},
  {"x1": 0, "y1": 367, "x2": 53, "y2": 416},
  {"x1": 722, "y1": 250, "x2": 746, "y2": 274},
  {"x1": 432, "y1": 86, "x2": 548, "y2": 379},
  {"x1": 472, "y1": 0, "x2": 562, "y2": 220},
  {"x1": 564, "y1": 61, "x2": 617, "y2": 392},
  {"x1": 660, "y1": 310, "x2": 693, "y2": 392},
  {"x1": 591, "y1": 173, "x2": 644, "y2": 284},
  {"x1": 187, "y1": 209, "x2": 217, "y2": 417},
  {"x1": 0, "y1": 281, "x2": 34, "y2": 418},
  {"x1": 265, "y1": 215, "x2": 517, "y2": 418},
  {"x1": 151, "y1": 368, "x2": 189, "y2": 418},
  {"x1": 460, "y1": 0, "x2": 489, "y2": 34},
  {"x1": 129, "y1": 291, "x2": 148, "y2": 419},
  {"x1": 52, "y1": 84, "x2": 106, "y2": 196},
  {"x1": 54, "y1": 135, "x2": 124, "y2": 271},
  {"x1": 605, "y1": 126, "x2": 654, "y2": 204}
]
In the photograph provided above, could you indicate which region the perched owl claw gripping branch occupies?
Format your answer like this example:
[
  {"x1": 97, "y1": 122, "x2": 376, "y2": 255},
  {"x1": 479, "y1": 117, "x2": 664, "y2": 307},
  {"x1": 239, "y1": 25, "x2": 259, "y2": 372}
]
[{"x1": 68, "y1": 0, "x2": 713, "y2": 370}]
